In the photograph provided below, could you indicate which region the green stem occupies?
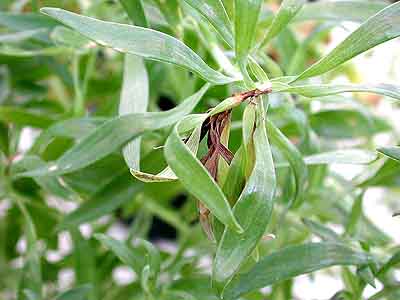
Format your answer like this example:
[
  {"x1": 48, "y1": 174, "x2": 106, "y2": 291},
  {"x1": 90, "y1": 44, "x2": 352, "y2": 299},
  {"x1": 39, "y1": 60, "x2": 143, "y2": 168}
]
[
  {"x1": 82, "y1": 49, "x2": 97, "y2": 100},
  {"x1": 72, "y1": 55, "x2": 84, "y2": 116},
  {"x1": 31, "y1": 0, "x2": 38, "y2": 12}
]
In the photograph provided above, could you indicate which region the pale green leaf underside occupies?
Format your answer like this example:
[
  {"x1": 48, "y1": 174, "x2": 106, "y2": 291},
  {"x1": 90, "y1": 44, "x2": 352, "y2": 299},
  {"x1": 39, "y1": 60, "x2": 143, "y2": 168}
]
[
  {"x1": 273, "y1": 149, "x2": 377, "y2": 168},
  {"x1": 267, "y1": 119, "x2": 307, "y2": 207},
  {"x1": 131, "y1": 123, "x2": 203, "y2": 182},
  {"x1": 273, "y1": 82, "x2": 400, "y2": 101},
  {"x1": 40, "y1": 8, "x2": 236, "y2": 85},
  {"x1": 119, "y1": 55, "x2": 149, "y2": 170},
  {"x1": 260, "y1": 0, "x2": 305, "y2": 48},
  {"x1": 235, "y1": 0, "x2": 262, "y2": 62},
  {"x1": 183, "y1": 0, "x2": 233, "y2": 47},
  {"x1": 223, "y1": 243, "x2": 372, "y2": 299},
  {"x1": 293, "y1": 0, "x2": 387, "y2": 23},
  {"x1": 293, "y1": 2, "x2": 400, "y2": 82},
  {"x1": 378, "y1": 146, "x2": 400, "y2": 163},
  {"x1": 304, "y1": 149, "x2": 378, "y2": 165}
]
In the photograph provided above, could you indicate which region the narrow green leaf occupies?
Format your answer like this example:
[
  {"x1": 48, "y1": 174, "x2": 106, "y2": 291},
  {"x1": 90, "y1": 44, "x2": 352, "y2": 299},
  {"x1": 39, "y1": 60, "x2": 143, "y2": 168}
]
[
  {"x1": 378, "y1": 146, "x2": 400, "y2": 163},
  {"x1": 293, "y1": 2, "x2": 400, "y2": 82},
  {"x1": 302, "y1": 218, "x2": 341, "y2": 242},
  {"x1": 0, "y1": 12, "x2": 57, "y2": 30},
  {"x1": 119, "y1": 0, "x2": 148, "y2": 27},
  {"x1": 164, "y1": 118, "x2": 243, "y2": 233},
  {"x1": 30, "y1": 118, "x2": 107, "y2": 155},
  {"x1": 260, "y1": 0, "x2": 305, "y2": 48},
  {"x1": 0, "y1": 45, "x2": 68, "y2": 57},
  {"x1": 12, "y1": 195, "x2": 42, "y2": 300},
  {"x1": 0, "y1": 106, "x2": 57, "y2": 128},
  {"x1": 378, "y1": 250, "x2": 400, "y2": 277},
  {"x1": 223, "y1": 243, "x2": 373, "y2": 299},
  {"x1": 234, "y1": 0, "x2": 262, "y2": 63},
  {"x1": 267, "y1": 120, "x2": 307, "y2": 208},
  {"x1": 345, "y1": 193, "x2": 364, "y2": 237},
  {"x1": 213, "y1": 100, "x2": 276, "y2": 285},
  {"x1": 357, "y1": 265, "x2": 376, "y2": 288},
  {"x1": 55, "y1": 284, "x2": 92, "y2": 300},
  {"x1": 50, "y1": 26, "x2": 93, "y2": 51},
  {"x1": 136, "y1": 238, "x2": 161, "y2": 278},
  {"x1": 131, "y1": 122, "x2": 203, "y2": 182},
  {"x1": 40, "y1": 8, "x2": 236, "y2": 85},
  {"x1": 0, "y1": 28, "x2": 46, "y2": 43},
  {"x1": 119, "y1": 55, "x2": 149, "y2": 170},
  {"x1": 70, "y1": 230, "x2": 96, "y2": 300},
  {"x1": 222, "y1": 146, "x2": 246, "y2": 205},
  {"x1": 293, "y1": 0, "x2": 387, "y2": 23},
  {"x1": 273, "y1": 82, "x2": 400, "y2": 101},
  {"x1": 94, "y1": 233, "x2": 145, "y2": 274},
  {"x1": 56, "y1": 171, "x2": 143, "y2": 230},
  {"x1": 304, "y1": 150, "x2": 378, "y2": 165},
  {"x1": 183, "y1": 0, "x2": 233, "y2": 47},
  {"x1": 14, "y1": 155, "x2": 78, "y2": 201},
  {"x1": 19, "y1": 84, "x2": 209, "y2": 177}
]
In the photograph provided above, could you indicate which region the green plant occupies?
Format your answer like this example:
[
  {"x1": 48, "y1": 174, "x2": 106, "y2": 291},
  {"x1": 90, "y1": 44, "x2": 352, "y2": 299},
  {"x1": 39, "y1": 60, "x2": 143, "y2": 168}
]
[{"x1": 1, "y1": 0, "x2": 400, "y2": 299}]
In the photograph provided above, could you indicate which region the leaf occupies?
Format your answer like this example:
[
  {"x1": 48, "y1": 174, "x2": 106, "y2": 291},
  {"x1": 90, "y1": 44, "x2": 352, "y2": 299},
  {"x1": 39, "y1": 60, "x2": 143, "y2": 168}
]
[
  {"x1": 260, "y1": 0, "x2": 306, "y2": 48},
  {"x1": 345, "y1": 192, "x2": 364, "y2": 237},
  {"x1": 119, "y1": 55, "x2": 149, "y2": 170},
  {"x1": 0, "y1": 12, "x2": 57, "y2": 42},
  {"x1": 213, "y1": 100, "x2": 276, "y2": 286},
  {"x1": 302, "y1": 218, "x2": 341, "y2": 242},
  {"x1": 131, "y1": 122, "x2": 203, "y2": 182},
  {"x1": 0, "y1": 106, "x2": 57, "y2": 128},
  {"x1": 14, "y1": 155, "x2": 78, "y2": 201},
  {"x1": 293, "y1": 2, "x2": 400, "y2": 81},
  {"x1": 56, "y1": 170, "x2": 143, "y2": 230},
  {"x1": 223, "y1": 243, "x2": 373, "y2": 299},
  {"x1": 378, "y1": 250, "x2": 400, "y2": 277},
  {"x1": 378, "y1": 146, "x2": 400, "y2": 163},
  {"x1": 273, "y1": 82, "x2": 400, "y2": 101},
  {"x1": 19, "y1": 84, "x2": 209, "y2": 178},
  {"x1": 182, "y1": 0, "x2": 233, "y2": 47},
  {"x1": 234, "y1": 0, "x2": 262, "y2": 63},
  {"x1": 357, "y1": 265, "x2": 376, "y2": 288},
  {"x1": 70, "y1": 230, "x2": 96, "y2": 300},
  {"x1": 94, "y1": 234, "x2": 145, "y2": 274},
  {"x1": 310, "y1": 109, "x2": 387, "y2": 139},
  {"x1": 293, "y1": 0, "x2": 388, "y2": 23},
  {"x1": 267, "y1": 120, "x2": 307, "y2": 208},
  {"x1": 304, "y1": 149, "x2": 378, "y2": 165},
  {"x1": 55, "y1": 284, "x2": 92, "y2": 300},
  {"x1": 40, "y1": 8, "x2": 236, "y2": 85},
  {"x1": 164, "y1": 117, "x2": 243, "y2": 233},
  {"x1": 136, "y1": 238, "x2": 161, "y2": 278},
  {"x1": 0, "y1": 29, "x2": 47, "y2": 43},
  {"x1": 12, "y1": 195, "x2": 42, "y2": 300},
  {"x1": 119, "y1": 0, "x2": 148, "y2": 27},
  {"x1": 50, "y1": 26, "x2": 93, "y2": 51}
]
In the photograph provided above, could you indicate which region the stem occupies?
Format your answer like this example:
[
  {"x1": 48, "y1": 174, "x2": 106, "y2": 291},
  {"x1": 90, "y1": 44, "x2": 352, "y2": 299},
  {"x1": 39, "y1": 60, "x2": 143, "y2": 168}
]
[
  {"x1": 72, "y1": 55, "x2": 84, "y2": 116},
  {"x1": 82, "y1": 49, "x2": 97, "y2": 100},
  {"x1": 31, "y1": 0, "x2": 38, "y2": 12}
]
